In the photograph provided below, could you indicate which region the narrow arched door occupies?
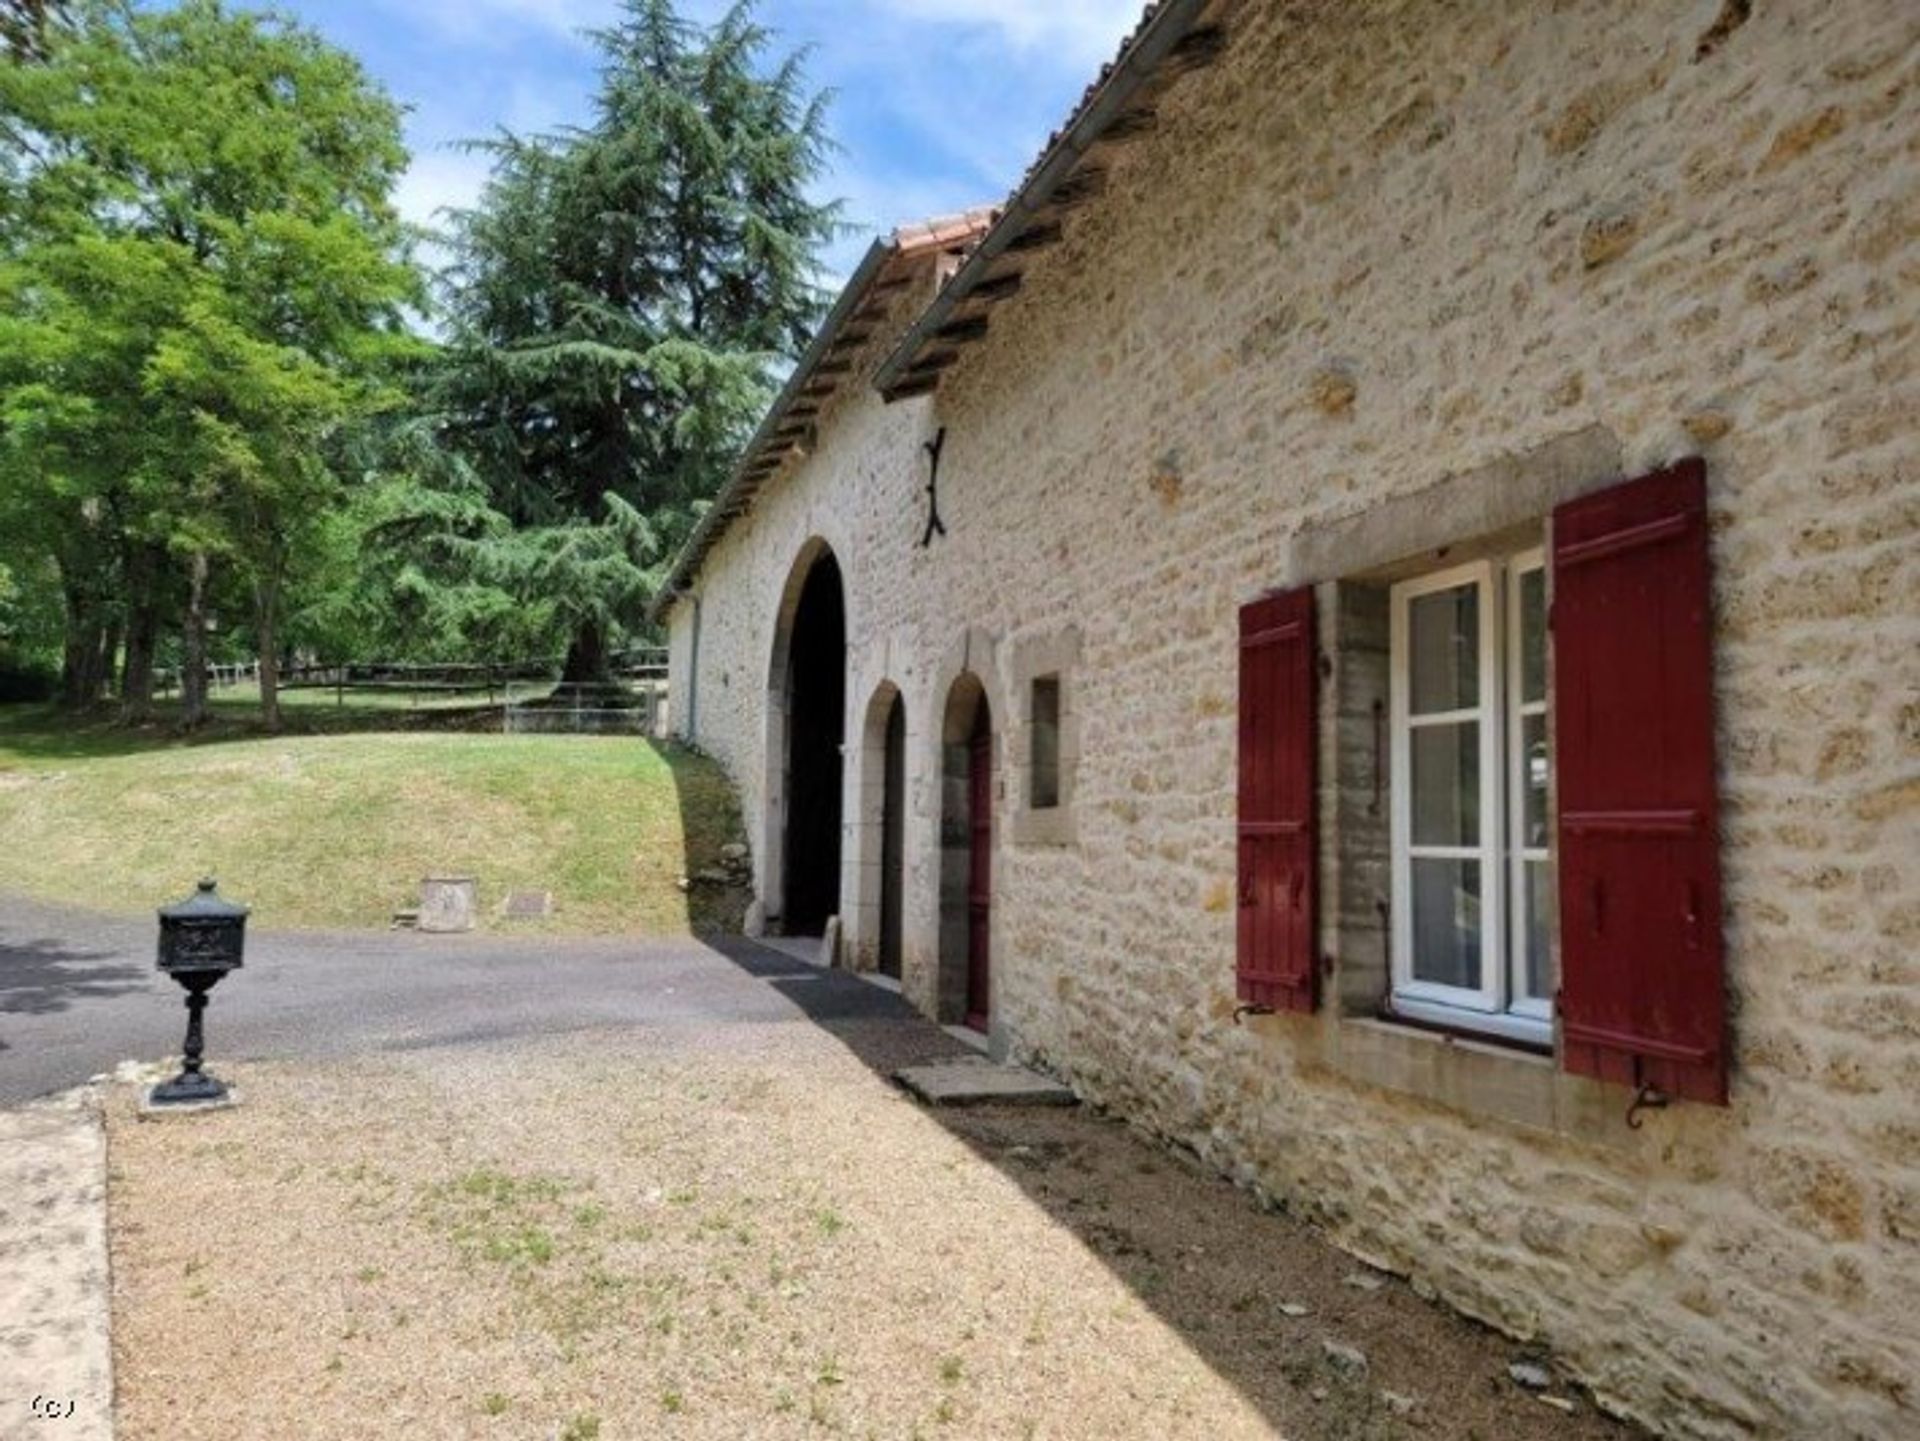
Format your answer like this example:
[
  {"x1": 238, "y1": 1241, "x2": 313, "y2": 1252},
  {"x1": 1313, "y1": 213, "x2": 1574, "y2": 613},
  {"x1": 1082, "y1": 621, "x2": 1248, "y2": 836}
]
[
  {"x1": 965, "y1": 706, "x2": 992, "y2": 1031},
  {"x1": 880, "y1": 696, "x2": 906, "y2": 980}
]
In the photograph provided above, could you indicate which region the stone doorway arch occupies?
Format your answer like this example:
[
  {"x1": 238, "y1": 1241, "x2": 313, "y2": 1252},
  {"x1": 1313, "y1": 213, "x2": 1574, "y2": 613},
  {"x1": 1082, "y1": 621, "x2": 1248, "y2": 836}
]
[
  {"x1": 939, "y1": 673, "x2": 993, "y2": 1030},
  {"x1": 851, "y1": 681, "x2": 908, "y2": 979},
  {"x1": 763, "y1": 541, "x2": 845, "y2": 937}
]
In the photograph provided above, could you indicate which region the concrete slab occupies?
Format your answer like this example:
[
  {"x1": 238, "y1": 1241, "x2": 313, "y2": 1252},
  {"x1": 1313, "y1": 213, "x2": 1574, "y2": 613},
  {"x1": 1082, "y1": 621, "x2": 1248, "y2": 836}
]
[
  {"x1": 0, "y1": 1087, "x2": 113, "y2": 1441},
  {"x1": 942, "y1": 1023, "x2": 990, "y2": 1054},
  {"x1": 757, "y1": 935, "x2": 826, "y2": 967},
  {"x1": 894, "y1": 1057, "x2": 1078, "y2": 1108},
  {"x1": 137, "y1": 1085, "x2": 241, "y2": 1117}
]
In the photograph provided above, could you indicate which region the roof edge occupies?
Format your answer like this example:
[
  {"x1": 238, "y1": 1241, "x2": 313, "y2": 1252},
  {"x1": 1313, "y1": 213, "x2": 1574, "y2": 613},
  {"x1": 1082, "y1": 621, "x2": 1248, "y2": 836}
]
[
  {"x1": 646, "y1": 212, "x2": 995, "y2": 623},
  {"x1": 872, "y1": 0, "x2": 1217, "y2": 400},
  {"x1": 648, "y1": 237, "x2": 890, "y2": 622}
]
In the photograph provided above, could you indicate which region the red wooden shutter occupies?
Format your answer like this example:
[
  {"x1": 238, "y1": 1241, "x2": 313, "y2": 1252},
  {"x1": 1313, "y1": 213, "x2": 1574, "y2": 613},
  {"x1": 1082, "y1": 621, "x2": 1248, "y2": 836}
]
[
  {"x1": 1237, "y1": 586, "x2": 1317, "y2": 1014},
  {"x1": 1552, "y1": 457, "x2": 1726, "y2": 1104}
]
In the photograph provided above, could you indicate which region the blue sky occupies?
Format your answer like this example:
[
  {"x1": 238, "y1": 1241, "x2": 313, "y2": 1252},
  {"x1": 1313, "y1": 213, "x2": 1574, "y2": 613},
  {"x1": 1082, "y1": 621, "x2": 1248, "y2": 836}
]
[{"x1": 276, "y1": 0, "x2": 1146, "y2": 280}]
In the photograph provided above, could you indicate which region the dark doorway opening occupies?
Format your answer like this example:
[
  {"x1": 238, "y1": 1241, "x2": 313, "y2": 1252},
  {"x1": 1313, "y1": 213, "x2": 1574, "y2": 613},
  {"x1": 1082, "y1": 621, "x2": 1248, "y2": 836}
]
[
  {"x1": 938, "y1": 674, "x2": 992, "y2": 1031},
  {"x1": 782, "y1": 551, "x2": 845, "y2": 935},
  {"x1": 879, "y1": 694, "x2": 906, "y2": 980}
]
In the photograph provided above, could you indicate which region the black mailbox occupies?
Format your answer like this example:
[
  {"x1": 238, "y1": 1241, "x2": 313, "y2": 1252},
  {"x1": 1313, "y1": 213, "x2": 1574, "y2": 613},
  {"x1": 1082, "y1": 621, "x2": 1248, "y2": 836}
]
[
  {"x1": 158, "y1": 878, "x2": 249, "y2": 975},
  {"x1": 151, "y1": 879, "x2": 248, "y2": 1106}
]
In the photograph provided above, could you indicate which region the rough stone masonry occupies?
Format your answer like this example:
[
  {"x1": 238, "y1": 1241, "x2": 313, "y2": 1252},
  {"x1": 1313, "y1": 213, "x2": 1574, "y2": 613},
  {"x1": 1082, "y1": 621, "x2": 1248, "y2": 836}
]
[{"x1": 664, "y1": 3, "x2": 1919, "y2": 1437}]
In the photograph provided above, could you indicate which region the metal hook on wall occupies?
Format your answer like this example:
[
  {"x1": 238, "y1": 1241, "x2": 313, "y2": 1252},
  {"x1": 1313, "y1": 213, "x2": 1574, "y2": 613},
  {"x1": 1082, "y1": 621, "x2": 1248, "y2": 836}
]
[
  {"x1": 918, "y1": 426, "x2": 948, "y2": 548},
  {"x1": 1626, "y1": 1081, "x2": 1671, "y2": 1130}
]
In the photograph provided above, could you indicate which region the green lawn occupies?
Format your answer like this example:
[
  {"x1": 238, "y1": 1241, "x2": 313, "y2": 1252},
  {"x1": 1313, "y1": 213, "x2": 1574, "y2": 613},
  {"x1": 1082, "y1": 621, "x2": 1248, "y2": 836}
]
[{"x1": 0, "y1": 705, "x2": 746, "y2": 935}]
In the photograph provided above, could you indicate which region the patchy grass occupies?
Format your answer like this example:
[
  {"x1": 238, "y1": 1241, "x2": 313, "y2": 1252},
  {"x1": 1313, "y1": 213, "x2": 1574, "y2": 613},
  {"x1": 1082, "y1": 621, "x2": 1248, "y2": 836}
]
[{"x1": 0, "y1": 704, "x2": 745, "y2": 934}]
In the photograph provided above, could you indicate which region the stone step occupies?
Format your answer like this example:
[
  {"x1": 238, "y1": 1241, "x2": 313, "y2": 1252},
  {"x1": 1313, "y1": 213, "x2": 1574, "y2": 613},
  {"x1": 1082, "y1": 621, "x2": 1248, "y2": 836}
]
[{"x1": 894, "y1": 1057, "x2": 1078, "y2": 1108}]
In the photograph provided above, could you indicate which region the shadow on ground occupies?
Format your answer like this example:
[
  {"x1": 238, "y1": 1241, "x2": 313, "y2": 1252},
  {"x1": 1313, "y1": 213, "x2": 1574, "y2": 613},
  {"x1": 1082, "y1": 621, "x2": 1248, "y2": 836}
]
[
  {"x1": 696, "y1": 931, "x2": 1644, "y2": 1441},
  {"x1": 0, "y1": 935, "x2": 148, "y2": 1051},
  {"x1": 0, "y1": 700, "x2": 510, "y2": 763}
]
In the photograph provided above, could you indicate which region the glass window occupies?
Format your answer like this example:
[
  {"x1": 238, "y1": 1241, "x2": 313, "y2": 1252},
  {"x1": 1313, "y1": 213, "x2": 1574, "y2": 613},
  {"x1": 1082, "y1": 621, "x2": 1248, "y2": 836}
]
[
  {"x1": 1030, "y1": 675, "x2": 1061, "y2": 811},
  {"x1": 1391, "y1": 550, "x2": 1554, "y2": 1040},
  {"x1": 1408, "y1": 585, "x2": 1479, "y2": 715}
]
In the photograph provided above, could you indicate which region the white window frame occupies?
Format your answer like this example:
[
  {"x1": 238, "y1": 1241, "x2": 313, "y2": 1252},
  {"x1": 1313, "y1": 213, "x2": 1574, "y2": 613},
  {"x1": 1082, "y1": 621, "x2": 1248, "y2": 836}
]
[
  {"x1": 1506, "y1": 550, "x2": 1552, "y2": 1022},
  {"x1": 1389, "y1": 550, "x2": 1552, "y2": 1045}
]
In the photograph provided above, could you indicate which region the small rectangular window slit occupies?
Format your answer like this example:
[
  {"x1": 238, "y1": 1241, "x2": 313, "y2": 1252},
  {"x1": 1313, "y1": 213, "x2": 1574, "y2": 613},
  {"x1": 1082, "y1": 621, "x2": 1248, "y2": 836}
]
[{"x1": 1030, "y1": 675, "x2": 1061, "y2": 811}]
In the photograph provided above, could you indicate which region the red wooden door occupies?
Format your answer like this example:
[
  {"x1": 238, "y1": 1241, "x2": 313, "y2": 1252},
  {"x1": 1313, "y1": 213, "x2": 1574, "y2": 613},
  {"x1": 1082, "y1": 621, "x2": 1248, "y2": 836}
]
[{"x1": 966, "y1": 713, "x2": 993, "y2": 1031}]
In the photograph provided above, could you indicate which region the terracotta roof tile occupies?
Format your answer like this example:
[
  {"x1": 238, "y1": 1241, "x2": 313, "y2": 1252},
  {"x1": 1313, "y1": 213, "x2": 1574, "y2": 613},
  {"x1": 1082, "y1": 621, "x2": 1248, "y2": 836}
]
[
  {"x1": 645, "y1": 208, "x2": 996, "y2": 618},
  {"x1": 892, "y1": 207, "x2": 1001, "y2": 256}
]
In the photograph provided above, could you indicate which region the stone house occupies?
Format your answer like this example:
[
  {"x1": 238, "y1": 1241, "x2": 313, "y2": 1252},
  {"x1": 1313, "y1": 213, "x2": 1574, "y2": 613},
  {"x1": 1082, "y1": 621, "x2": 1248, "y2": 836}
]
[{"x1": 651, "y1": 3, "x2": 1918, "y2": 1436}]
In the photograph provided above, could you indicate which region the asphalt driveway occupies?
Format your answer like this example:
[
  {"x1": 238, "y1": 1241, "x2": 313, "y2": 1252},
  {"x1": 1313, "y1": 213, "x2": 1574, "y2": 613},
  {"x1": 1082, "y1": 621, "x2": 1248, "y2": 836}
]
[{"x1": 0, "y1": 892, "x2": 928, "y2": 1105}]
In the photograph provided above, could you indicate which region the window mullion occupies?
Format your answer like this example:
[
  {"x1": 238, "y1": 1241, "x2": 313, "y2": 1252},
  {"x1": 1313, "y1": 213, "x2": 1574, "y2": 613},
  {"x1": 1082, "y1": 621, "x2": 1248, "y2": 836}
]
[
  {"x1": 1481, "y1": 564, "x2": 1506, "y2": 1015},
  {"x1": 1506, "y1": 558, "x2": 1525, "y2": 1015}
]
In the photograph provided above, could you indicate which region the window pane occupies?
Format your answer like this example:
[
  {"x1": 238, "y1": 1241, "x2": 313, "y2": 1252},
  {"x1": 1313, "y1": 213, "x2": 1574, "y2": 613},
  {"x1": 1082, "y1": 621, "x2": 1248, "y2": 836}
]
[
  {"x1": 1523, "y1": 859, "x2": 1556, "y2": 1000},
  {"x1": 1030, "y1": 676, "x2": 1061, "y2": 810},
  {"x1": 1522, "y1": 712, "x2": 1550, "y2": 848},
  {"x1": 1411, "y1": 857, "x2": 1482, "y2": 990},
  {"x1": 1519, "y1": 567, "x2": 1546, "y2": 705},
  {"x1": 1412, "y1": 722, "x2": 1479, "y2": 846},
  {"x1": 1409, "y1": 584, "x2": 1479, "y2": 714}
]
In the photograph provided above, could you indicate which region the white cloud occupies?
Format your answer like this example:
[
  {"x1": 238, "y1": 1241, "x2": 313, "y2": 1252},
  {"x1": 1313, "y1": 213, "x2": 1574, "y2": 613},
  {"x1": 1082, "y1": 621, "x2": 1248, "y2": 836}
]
[
  {"x1": 394, "y1": 149, "x2": 496, "y2": 234},
  {"x1": 395, "y1": 0, "x2": 620, "y2": 46},
  {"x1": 872, "y1": 0, "x2": 1142, "y2": 66}
]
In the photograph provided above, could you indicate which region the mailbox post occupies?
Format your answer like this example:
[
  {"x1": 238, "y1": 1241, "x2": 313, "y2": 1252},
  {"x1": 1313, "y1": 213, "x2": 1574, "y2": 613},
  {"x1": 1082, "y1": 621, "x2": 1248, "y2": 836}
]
[{"x1": 152, "y1": 878, "x2": 248, "y2": 1106}]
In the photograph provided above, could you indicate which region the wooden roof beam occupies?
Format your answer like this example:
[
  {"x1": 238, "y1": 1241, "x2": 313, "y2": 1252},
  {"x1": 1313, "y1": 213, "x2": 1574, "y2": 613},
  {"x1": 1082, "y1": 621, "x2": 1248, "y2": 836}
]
[
  {"x1": 1165, "y1": 25, "x2": 1226, "y2": 76},
  {"x1": 970, "y1": 272, "x2": 1024, "y2": 303},
  {"x1": 1007, "y1": 221, "x2": 1064, "y2": 254},
  {"x1": 1100, "y1": 105, "x2": 1160, "y2": 144},
  {"x1": 883, "y1": 375, "x2": 942, "y2": 401},
  {"x1": 935, "y1": 315, "x2": 990, "y2": 344},
  {"x1": 1045, "y1": 167, "x2": 1108, "y2": 211}
]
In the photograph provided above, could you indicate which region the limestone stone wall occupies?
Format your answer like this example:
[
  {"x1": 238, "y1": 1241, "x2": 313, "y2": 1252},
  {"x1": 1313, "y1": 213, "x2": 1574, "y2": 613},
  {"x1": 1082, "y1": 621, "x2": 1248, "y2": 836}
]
[{"x1": 668, "y1": 3, "x2": 1919, "y2": 1436}]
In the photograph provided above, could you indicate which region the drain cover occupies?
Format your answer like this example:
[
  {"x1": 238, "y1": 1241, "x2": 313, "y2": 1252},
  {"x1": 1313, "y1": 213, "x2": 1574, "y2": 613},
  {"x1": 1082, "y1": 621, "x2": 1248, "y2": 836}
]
[{"x1": 504, "y1": 889, "x2": 553, "y2": 918}]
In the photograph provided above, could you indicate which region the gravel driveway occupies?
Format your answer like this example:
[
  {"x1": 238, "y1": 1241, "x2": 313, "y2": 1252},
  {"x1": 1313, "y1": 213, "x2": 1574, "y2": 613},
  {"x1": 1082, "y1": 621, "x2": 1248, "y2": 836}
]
[{"x1": 7, "y1": 894, "x2": 1644, "y2": 1438}]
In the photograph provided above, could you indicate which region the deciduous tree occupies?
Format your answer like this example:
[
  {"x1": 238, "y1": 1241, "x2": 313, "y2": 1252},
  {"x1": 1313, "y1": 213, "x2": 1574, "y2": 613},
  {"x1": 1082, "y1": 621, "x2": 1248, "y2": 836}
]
[{"x1": 0, "y1": 0, "x2": 424, "y2": 727}]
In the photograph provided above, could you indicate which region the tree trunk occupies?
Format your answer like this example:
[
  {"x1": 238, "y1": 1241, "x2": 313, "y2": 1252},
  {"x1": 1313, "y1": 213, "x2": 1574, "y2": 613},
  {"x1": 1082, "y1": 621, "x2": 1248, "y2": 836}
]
[
  {"x1": 561, "y1": 619, "x2": 610, "y2": 685},
  {"x1": 59, "y1": 579, "x2": 106, "y2": 710},
  {"x1": 96, "y1": 616, "x2": 122, "y2": 705},
  {"x1": 120, "y1": 543, "x2": 165, "y2": 723},
  {"x1": 180, "y1": 552, "x2": 211, "y2": 732},
  {"x1": 255, "y1": 579, "x2": 281, "y2": 733}
]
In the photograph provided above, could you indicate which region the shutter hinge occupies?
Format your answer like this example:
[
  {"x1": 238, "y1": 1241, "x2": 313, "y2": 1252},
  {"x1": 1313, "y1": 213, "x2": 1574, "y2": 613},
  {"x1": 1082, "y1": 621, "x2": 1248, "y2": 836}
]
[{"x1": 1626, "y1": 1082, "x2": 1671, "y2": 1130}]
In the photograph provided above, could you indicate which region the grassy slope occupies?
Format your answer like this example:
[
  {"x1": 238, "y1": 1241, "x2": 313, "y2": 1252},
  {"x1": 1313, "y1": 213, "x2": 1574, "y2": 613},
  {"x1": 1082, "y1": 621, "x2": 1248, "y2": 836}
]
[{"x1": 0, "y1": 706, "x2": 747, "y2": 935}]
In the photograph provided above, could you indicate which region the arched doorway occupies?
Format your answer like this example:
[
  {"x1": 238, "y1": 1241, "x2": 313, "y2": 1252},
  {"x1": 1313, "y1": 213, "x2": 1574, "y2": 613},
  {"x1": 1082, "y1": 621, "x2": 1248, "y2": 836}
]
[
  {"x1": 777, "y1": 549, "x2": 845, "y2": 935},
  {"x1": 881, "y1": 693, "x2": 908, "y2": 979},
  {"x1": 939, "y1": 675, "x2": 993, "y2": 1031}
]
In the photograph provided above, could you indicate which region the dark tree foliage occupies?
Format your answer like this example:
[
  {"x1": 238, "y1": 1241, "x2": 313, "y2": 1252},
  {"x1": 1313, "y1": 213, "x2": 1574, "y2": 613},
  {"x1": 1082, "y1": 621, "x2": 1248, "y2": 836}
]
[
  {"x1": 1, "y1": 1, "x2": 63, "y2": 64},
  {"x1": 427, "y1": 0, "x2": 839, "y2": 681}
]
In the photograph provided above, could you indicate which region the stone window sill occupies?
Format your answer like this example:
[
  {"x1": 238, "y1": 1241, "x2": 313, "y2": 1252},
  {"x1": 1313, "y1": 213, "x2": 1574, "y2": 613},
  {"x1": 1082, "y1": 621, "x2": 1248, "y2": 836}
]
[
  {"x1": 1010, "y1": 807, "x2": 1077, "y2": 848},
  {"x1": 1328, "y1": 1016, "x2": 1624, "y2": 1143}
]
